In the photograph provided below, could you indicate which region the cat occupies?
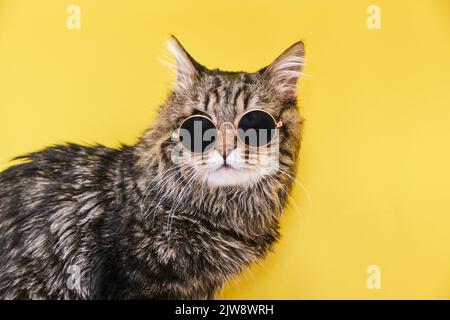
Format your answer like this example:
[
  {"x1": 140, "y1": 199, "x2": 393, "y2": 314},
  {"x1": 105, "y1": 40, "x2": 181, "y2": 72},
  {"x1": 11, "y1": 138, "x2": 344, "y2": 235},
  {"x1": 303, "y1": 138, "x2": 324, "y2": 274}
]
[{"x1": 0, "y1": 36, "x2": 305, "y2": 299}]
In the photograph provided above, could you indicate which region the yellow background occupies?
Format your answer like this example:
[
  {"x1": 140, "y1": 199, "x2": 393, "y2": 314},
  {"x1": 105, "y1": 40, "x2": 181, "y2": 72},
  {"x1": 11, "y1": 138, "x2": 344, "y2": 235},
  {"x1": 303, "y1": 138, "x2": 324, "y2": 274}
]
[{"x1": 1, "y1": 0, "x2": 450, "y2": 299}]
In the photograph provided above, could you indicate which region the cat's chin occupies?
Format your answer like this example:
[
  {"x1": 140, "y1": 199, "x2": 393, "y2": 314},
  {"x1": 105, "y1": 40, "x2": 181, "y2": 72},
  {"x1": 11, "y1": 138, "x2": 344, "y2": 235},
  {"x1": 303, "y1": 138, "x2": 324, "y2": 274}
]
[{"x1": 204, "y1": 166, "x2": 261, "y2": 187}]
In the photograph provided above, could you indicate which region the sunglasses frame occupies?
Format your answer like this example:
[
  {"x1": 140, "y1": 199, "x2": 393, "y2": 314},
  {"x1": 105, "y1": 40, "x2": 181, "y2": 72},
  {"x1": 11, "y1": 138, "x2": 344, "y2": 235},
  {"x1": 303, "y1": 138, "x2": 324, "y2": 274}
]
[{"x1": 176, "y1": 108, "x2": 283, "y2": 154}]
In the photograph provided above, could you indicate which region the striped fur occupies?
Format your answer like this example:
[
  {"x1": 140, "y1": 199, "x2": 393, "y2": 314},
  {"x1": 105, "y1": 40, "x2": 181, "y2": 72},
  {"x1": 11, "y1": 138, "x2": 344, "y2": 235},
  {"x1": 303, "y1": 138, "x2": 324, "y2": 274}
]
[{"x1": 0, "y1": 37, "x2": 305, "y2": 299}]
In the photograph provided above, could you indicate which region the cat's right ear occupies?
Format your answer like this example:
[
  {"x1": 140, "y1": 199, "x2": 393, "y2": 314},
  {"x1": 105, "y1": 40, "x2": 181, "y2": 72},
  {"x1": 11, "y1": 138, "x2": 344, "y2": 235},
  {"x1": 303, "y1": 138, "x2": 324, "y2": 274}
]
[
  {"x1": 260, "y1": 41, "x2": 305, "y2": 102},
  {"x1": 167, "y1": 36, "x2": 203, "y2": 91}
]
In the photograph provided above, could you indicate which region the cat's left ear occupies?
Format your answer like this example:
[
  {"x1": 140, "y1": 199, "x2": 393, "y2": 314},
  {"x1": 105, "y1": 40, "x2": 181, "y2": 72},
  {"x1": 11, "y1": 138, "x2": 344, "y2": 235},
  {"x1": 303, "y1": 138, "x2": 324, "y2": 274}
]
[
  {"x1": 261, "y1": 41, "x2": 305, "y2": 102},
  {"x1": 167, "y1": 36, "x2": 203, "y2": 91}
]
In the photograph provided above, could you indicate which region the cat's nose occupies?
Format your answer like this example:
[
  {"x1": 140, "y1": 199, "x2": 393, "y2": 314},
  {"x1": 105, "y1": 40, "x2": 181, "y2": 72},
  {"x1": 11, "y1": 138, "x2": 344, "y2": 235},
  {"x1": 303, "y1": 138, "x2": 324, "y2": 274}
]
[{"x1": 215, "y1": 122, "x2": 236, "y2": 162}]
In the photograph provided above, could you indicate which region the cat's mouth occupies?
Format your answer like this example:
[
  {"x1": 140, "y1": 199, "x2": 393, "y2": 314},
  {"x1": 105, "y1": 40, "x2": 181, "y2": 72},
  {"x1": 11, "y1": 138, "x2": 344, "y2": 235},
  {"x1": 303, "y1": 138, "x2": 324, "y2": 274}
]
[
  {"x1": 213, "y1": 162, "x2": 243, "y2": 174},
  {"x1": 204, "y1": 163, "x2": 262, "y2": 187}
]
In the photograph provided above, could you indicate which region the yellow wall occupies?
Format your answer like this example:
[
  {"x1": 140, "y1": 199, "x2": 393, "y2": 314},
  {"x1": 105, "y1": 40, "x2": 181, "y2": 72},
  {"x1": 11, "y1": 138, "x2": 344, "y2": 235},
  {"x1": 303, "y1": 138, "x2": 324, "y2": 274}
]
[{"x1": 1, "y1": 0, "x2": 450, "y2": 299}]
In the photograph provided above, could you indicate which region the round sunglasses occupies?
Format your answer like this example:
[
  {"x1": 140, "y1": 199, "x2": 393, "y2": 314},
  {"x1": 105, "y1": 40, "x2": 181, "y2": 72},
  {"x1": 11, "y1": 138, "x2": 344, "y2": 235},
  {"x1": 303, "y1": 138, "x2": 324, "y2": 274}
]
[{"x1": 176, "y1": 109, "x2": 283, "y2": 154}]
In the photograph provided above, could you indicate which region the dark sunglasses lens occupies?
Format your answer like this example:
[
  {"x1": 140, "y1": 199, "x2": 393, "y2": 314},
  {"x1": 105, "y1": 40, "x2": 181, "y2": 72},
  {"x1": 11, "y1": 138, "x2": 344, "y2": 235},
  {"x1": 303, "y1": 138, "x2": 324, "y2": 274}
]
[
  {"x1": 179, "y1": 116, "x2": 217, "y2": 153},
  {"x1": 237, "y1": 110, "x2": 276, "y2": 147}
]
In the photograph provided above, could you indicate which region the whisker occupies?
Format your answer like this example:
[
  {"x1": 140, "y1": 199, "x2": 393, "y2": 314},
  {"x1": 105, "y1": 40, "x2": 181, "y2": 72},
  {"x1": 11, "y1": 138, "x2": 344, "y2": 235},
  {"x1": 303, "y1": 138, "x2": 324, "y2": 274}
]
[
  {"x1": 139, "y1": 165, "x2": 182, "y2": 218},
  {"x1": 273, "y1": 167, "x2": 313, "y2": 209},
  {"x1": 143, "y1": 165, "x2": 195, "y2": 224},
  {"x1": 138, "y1": 164, "x2": 180, "y2": 215},
  {"x1": 165, "y1": 168, "x2": 203, "y2": 240}
]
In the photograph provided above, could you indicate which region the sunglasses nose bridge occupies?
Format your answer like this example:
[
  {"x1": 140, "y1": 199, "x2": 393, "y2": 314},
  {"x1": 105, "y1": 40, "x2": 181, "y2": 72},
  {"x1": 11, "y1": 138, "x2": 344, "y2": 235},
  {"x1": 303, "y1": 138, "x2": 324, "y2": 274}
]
[
  {"x1": 215, "y1": 122, "x2": 236, "y2": 160},
  {"x1": 218, "y1": 121, "x2": 236, "y2": 132}
]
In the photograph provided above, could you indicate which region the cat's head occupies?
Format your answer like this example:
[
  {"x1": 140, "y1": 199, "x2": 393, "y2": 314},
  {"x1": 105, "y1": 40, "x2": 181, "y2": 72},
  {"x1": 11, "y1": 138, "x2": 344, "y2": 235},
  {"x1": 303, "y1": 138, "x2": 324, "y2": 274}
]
[{"x1": 146, "y1": 36, "x2": 304, "y2": 188}]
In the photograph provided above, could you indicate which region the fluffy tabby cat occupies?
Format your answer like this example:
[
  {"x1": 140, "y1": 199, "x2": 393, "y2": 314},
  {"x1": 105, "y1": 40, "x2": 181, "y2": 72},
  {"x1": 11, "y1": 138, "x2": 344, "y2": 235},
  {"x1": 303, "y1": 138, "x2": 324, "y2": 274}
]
[{"x1": 0, "y1": 36, "x2": 305, "y2": 299}]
